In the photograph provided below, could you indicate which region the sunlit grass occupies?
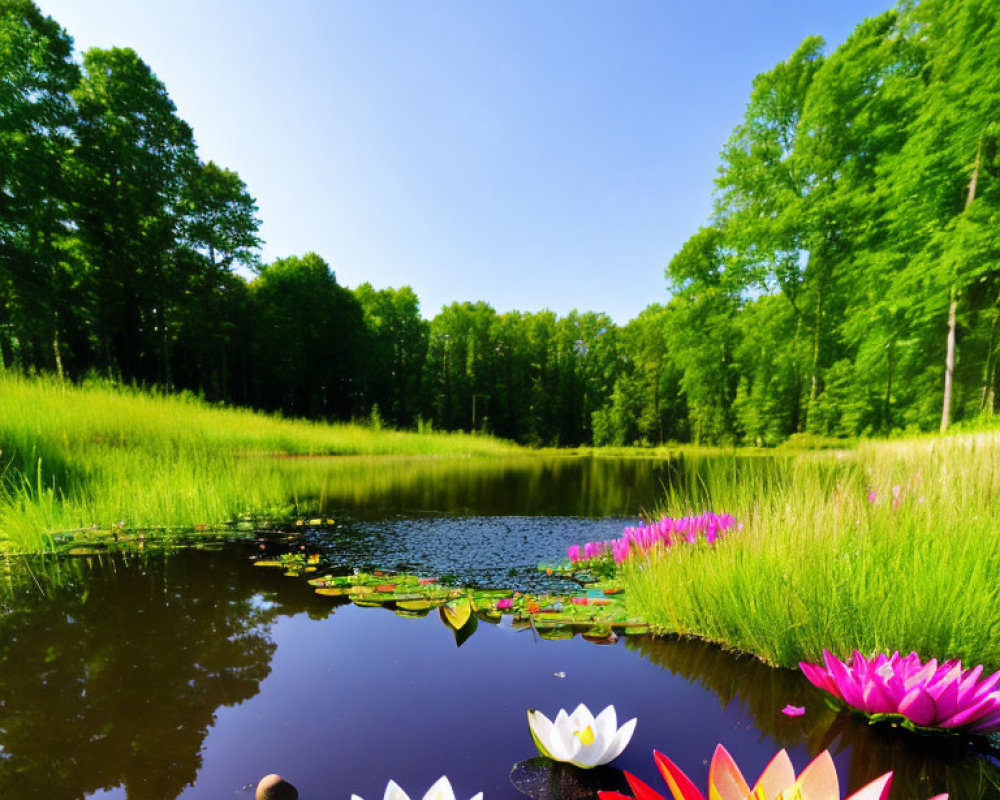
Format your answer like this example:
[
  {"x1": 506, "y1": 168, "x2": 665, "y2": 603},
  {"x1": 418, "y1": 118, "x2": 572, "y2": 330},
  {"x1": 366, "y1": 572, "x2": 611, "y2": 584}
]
[
  {"x1": 0, "y1": 374, "x2": 521, "y2": 552},
  {"x1": 621, "y1": 434, "x2": 1000, "y2": 669}
]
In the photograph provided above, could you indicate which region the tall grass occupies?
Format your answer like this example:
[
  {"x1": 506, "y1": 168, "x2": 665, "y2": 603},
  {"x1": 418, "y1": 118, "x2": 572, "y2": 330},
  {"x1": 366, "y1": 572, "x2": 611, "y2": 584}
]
[
  {"x1": 0, "y1": 374, "x2": 521, "y2": 552},
  {"x1": 621, "y1": 434, "x2": 1000, "y2": 669}
]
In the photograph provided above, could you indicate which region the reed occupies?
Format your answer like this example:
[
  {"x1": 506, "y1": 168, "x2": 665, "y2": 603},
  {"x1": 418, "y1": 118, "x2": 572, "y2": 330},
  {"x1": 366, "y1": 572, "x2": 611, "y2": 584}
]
[
  {"x1": 621, "y1": 433, "x2": 1000, "y2": 669},
  {"x1": 0, "y1": 374, "x2": 520, "y2": 552}
]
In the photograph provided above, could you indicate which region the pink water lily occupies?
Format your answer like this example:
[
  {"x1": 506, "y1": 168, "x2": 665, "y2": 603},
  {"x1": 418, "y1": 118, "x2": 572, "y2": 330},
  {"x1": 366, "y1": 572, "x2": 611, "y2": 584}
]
[
  {"x1": 781, "y1": 704, "x2": 805, "y2": 717},
  {"x1": 799, "y1": 650, "x2": 1000, "y2": 734}
]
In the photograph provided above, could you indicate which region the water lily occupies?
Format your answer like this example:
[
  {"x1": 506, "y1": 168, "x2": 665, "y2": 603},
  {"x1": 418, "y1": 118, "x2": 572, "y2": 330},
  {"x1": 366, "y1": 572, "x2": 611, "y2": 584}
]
[
  {"x1": 781, "y1": 704, "x2": 805, "y2": 717},
  {"x1": 351, "y1": 776, "x2": 482, "y2": 800},
  {"x1": 597, "y1": 744, "x2": 947, "y2": 800},
  {"x1": 799, "y1": 650, "x2": 1000, "y2": 733},
  {"x1": 527, "y1": 703, "x2": 636, "y2": 768}
]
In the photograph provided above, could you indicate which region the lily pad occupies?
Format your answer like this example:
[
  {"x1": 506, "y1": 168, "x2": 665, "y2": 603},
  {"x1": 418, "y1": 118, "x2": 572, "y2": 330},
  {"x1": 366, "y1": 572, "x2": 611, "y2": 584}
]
[
  {"x1": 537, "y1": 627, "x2": 576, "y2": 641},
  {"x1": 510, "y1": 757, "x2": 629, "y2": 799},
  {"x1": 397, "y1": 598, "x2": 444, "y2": 611},
  {"x1": 441, "y1": 597, "x2": 472, "y2": 630}
]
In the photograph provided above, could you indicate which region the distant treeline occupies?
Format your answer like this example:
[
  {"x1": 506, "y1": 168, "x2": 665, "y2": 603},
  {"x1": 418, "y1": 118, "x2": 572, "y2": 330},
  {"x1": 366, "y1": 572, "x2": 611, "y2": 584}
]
[{"x1": 1, "y1": 0, "x2": 997, "y2": 446}]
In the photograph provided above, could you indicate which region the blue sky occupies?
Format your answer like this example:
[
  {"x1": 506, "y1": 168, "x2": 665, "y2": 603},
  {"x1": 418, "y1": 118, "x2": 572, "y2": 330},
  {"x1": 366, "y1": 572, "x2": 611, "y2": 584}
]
[{"x1": 36, "y1": 0, "x2": 892, "y2": 323}]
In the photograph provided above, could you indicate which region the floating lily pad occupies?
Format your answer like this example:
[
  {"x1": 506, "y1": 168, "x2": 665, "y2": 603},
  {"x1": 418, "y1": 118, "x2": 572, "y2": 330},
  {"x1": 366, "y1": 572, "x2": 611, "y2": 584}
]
[
  {"x1": 537, "y1": 627, "x2": 575, "y2": 641},
  {"x1": 441, "y1": 597, "x2": 472, "y2": 630},
  {"x1": 314, "y1": 587, "x2": 351, "y2": 597},
  {"x1": 395, "y1": 608, "x2": 430, "y2": 619},
  {"x1": 397, "y1": 598, "x2": 444, "y2": 611},
  {"x1": 510, "y1": 757, "x2": 629, "y2": 799}
]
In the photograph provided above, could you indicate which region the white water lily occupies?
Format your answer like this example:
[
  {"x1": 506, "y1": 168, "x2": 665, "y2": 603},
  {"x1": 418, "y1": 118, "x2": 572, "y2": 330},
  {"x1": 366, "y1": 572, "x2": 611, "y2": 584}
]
[
  {"x1": 527, "y1": 703, "x2": 636, "y2": 768},
  {"x1": 351, "y1": 776, "x2": 482, "y2": 800}
]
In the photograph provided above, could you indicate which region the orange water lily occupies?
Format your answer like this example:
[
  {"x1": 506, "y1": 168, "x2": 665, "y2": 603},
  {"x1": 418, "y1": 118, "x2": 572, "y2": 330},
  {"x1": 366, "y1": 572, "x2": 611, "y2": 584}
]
[{"x1": 598, "y1": 745, "x2": 947, "y2": 800}]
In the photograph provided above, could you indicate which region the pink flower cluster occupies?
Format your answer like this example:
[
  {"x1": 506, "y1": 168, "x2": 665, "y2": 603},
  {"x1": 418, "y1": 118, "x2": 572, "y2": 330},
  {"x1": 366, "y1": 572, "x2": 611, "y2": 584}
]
[
  {"x1": 800, "y1": 650, "x2": 1000, "y2": 734},
  {"x1": 568, "y1": 513, "x2": 738, "y2": 565}
]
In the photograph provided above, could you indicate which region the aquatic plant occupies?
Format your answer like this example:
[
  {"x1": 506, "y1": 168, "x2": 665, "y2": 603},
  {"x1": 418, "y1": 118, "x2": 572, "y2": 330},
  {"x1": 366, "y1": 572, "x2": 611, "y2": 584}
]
[
  {"x1": 527, "y1": 703, "x2": 636, "y2": 768},
  {"x1": 799, "y1": 650, "x2": 1000, "y2": 734},
  {"x1": 568, "y1": 512, "x2": 738, "y2": 566},
  {"x1": 598, "y1": 744, "x2": 947, "y2": 800},
  {"x1": 351, "y1": 776, "x2": 482, "y2": 800}
]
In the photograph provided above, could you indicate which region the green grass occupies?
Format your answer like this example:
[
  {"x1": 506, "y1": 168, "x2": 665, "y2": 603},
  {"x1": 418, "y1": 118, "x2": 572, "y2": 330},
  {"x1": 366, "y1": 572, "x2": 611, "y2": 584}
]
[
  {"x1": 0, "y1": 374, "x2": 522, "y2": 552},
  {"x1": 621, "y1": 433, "x2": 1000, "y2": 669}
]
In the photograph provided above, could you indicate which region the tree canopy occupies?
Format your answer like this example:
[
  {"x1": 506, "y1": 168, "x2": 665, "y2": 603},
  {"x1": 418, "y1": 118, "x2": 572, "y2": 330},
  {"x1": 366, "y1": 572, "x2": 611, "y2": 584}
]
[{"x1": 1, "y1": 0, "x2": 996, "y2": 445}]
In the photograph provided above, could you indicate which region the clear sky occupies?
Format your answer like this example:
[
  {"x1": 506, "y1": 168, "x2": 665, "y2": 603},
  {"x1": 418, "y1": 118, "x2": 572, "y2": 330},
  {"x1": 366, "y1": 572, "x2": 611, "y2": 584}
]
[{"x1": 36, "y1": 0, "x2": 892, "y2": 323}]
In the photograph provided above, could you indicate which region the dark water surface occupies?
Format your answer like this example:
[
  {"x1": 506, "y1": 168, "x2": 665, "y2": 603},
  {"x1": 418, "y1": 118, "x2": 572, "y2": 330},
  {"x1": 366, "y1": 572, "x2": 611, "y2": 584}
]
[{"x1": 0, "y1": 456, "x2": 997, "y2": 800}]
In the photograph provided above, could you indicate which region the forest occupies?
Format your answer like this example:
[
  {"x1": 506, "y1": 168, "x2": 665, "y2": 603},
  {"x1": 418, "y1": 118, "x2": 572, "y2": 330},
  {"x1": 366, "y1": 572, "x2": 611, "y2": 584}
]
[{"x1": 1, "y1": 0, "x2": 997, "y2": 446}]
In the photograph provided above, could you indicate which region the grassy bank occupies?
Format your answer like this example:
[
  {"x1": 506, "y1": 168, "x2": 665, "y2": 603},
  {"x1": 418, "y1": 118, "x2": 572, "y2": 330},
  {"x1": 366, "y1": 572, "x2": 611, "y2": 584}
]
[
  {"x1": 0, "y1": 374, "x2": 522, "y2": 552},
  {"x1": 621, "y1": 433, "x2": 1000, "y2": 669}
]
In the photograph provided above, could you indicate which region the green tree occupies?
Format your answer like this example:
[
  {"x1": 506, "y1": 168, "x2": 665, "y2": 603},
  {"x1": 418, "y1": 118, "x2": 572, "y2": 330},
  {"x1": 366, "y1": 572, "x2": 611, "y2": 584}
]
[
  {"x1": 71, "y1": 47, "x2": 197, "y2": 383},
  {"x1": 0, "y1": 1, "x2": 79, "y2": 375},
  {"x1": 354, "y1": 283, "x2": 428, "y2": 427},
  {"x1": 249, "y1": 253, "x2": 364, "y2": 418}
]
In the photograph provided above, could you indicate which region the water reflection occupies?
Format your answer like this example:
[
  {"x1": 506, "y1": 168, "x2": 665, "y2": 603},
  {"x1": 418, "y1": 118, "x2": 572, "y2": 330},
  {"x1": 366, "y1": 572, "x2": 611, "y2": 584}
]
[
  {"x1": 0, "y1": 516, "x2": 995, "y2": 799},
  {"x1": 627, "y1": 636, "x2": 1000, "y2": 799},
  {"x1": 279, "y1": 452, "x2": 808, "y2": 519},
  {"x1": 0, "y1": 546, "x2": 332, "y2": 800}
]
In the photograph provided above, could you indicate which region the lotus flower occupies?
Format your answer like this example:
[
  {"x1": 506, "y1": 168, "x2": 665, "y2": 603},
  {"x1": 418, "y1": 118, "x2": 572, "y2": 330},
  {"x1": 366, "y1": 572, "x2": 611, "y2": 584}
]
[
  {"x1": 799, "y1": 650, "x2": 1000, "y2": 734},
  {"x1": 351, "y1": 776, "x2": 482, "y2": 800},
  {"x1": 597, "y1": 744, "x2": 947, "y2": 800},
  {"x1": 527, "y1": 703, "x2": 636, "y2": 768}
]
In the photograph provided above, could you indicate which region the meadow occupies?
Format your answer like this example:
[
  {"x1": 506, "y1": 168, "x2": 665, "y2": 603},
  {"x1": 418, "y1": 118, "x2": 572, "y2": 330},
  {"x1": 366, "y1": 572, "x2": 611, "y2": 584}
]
[
  {"x1": 622, "y1": 433, "x2": 1000, "y2": 670},
  {"x1": 0, "y1": 374, "x2": 521, "y2": 552}
]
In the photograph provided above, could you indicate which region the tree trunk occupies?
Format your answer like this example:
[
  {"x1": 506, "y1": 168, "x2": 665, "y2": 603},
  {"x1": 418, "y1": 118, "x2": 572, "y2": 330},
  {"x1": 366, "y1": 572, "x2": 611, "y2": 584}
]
[
  {"x1": 981, "y1": 291, "x2": 1000, "y2": 414},
  {"x1": 806, "y1": 279, "x2": 823, "y2": 429},
  {"x1": 940, "y1": 139, "x2": 981, "y2": 433},
  {"x1": 885, "y1": 337, "x2": 894, "y2": 432},
  {"x1": 52, "y1": 318, "x2": 64, "y2": 382},
  {"x1": 941, "y1": 290, "x2": 957, "y2": 433}
]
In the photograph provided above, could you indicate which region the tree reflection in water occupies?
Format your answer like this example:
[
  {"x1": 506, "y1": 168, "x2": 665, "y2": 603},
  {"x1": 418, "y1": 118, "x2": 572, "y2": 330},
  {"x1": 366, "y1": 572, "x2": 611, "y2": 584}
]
[
  {"x1": 0, "y1": 544, "x2": 335, "y2": 800},
  {"x1": 626, "y1": 636, "x2": 1000, "y2": 800}
]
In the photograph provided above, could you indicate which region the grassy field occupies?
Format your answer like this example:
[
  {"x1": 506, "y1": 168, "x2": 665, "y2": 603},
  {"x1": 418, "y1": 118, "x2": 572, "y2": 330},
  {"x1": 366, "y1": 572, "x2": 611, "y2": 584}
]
[
  {"x1": 621, "y1": 433, "x2": 1000, "y2": 669},
  {"x1": 0, "y1": 374, "x2": 522, "y2": 552}
]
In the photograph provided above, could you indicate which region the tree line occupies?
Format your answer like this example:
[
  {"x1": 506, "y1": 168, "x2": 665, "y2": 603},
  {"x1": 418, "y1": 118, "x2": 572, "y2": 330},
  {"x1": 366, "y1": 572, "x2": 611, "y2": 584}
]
[{"x1": 1, "y1": 0, "x2": 997, "y2": 446}]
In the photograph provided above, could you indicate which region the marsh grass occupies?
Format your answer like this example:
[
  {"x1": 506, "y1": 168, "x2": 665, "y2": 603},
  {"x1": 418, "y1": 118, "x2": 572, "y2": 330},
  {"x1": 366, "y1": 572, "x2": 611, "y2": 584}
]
[
  {"x1": 622, "y1": 434, "x2": 1000, "y2": 669},
  {"x1": 0, "y1": 374, "x2": 521, "y2": 552}
]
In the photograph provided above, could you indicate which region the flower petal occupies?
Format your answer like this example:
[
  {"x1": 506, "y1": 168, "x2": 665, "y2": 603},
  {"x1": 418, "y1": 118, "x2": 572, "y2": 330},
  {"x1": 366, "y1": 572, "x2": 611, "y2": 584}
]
[
  {"x1": 385, "y1": 781, "x2": 411, "y2": 800},
  {"x1": 843, "y1": 773, "x2": 892, "y2": 800},
  {"x1": 708, "y1": 744, "x2": 750, "y2": 800},
  {"x1": 654, "y1": 750, "x2": 707, "y2": 800},
  {"x1": 898, "y1": 686, "x2": 938, "y2": 727},
  {"x1": 594, "y1": 705, "x2": 619, "y2": 739},
  {"x1": 624, "y1": 771, "x2": 670, "y2": 800},
  {"x1": 527, "y1": 710, "x2": 568, "y2": 761},
  {"x1": 423, "y1": 777, "x2": 456, "y2": 800},
  {"x1": 752, "y1": 750, "x2": 795, "y2": 800},
  {"x1": 600, "y1": 716, "x2": 637, "y2": 764},
  {"x1": 793, "y1": 750, "x2": 839, "y2": 800}
]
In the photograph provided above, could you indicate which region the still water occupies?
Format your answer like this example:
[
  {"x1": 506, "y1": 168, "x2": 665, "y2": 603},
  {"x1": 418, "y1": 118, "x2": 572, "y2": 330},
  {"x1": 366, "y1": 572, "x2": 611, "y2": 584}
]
[{"x1": 0, "y1": 456, "x2": 997, "y2": 800}]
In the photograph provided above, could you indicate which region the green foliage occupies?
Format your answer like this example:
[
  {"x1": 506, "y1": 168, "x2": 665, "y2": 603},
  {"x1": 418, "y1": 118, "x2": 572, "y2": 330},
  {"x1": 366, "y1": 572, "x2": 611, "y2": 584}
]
[
  {"x1": 0, "y1": 374, "x2": 522, "y2": 553},
  {"x1": 1, "y1": 0, "x2": 997, "y2": 448},
  {"x1": 622, "y1": 433, "x2": 1000, "y2": 669}
]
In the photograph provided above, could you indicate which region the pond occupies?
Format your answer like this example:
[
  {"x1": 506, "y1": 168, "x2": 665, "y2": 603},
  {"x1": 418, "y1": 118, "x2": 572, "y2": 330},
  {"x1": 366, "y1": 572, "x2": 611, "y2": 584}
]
[{"x1": 1, "y1": 456, "x2": 997, "y2": 800}]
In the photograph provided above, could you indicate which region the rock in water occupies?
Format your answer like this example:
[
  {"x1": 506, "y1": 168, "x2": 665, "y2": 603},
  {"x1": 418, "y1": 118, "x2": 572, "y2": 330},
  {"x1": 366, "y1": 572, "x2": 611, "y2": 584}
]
[
  {"x1": 510, "y1": 757, "x2": 629, "y2": 799},
  {"x1": 256, "y1": 774, "x2": 299, "y2": 800}
]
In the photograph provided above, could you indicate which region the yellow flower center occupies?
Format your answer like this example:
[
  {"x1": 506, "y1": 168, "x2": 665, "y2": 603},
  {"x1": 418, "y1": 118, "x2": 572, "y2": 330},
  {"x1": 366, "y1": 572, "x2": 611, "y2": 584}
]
[{"x1": 574, "y1": 725, "x2": 595, "y2": 746}]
